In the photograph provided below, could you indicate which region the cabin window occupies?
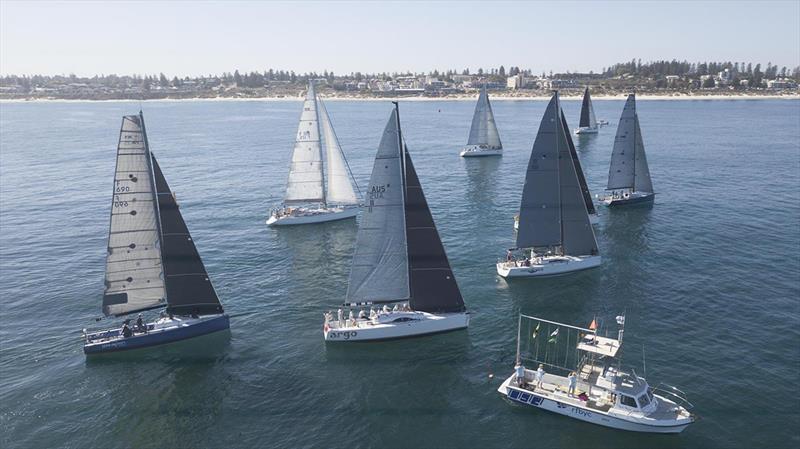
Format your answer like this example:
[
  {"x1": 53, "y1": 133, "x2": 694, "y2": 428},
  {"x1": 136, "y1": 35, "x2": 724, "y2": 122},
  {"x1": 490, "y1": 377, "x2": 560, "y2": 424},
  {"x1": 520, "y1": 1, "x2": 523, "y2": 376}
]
[
  {"x1": 391, "y1": 317, "x2": 414, "y2": 323},
  {"x1": 620, "y1": 395, "x2": 638, "y2": 408},
  {"x1": 637, "y1": 393, "x2": 651, "y2": 408}
]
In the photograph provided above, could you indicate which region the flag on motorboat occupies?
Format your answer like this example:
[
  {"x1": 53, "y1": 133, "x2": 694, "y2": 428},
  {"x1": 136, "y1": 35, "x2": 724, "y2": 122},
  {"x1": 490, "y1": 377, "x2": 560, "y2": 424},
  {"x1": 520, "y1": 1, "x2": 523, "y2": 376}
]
[
  {"x1": 589, "y1": 318, "x2": 598, "y2": 330},
  {"x1": 532, "y1": 322, "x2": 540, "y2": 339},
  {"x1": 548, "y1": 328, "x2": 559, "y2": 343},
  {"x1": 616, "y1": 315, "x2": 626, "y2": 325}
]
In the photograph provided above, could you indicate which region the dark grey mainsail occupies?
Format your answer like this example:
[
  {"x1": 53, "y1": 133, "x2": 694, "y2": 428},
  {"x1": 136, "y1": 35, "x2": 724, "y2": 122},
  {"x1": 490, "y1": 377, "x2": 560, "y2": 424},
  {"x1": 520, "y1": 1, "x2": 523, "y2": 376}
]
[
  {"x1": 467, "y1": 85, "x2": 502, "y2": 149},
  {"x1": 152, "y1": 157, "x2": 224, "y2": 316},
  {"x1": 578, "y1": 87, "x2": 597, "y2": 130},
  {"x1": 516, "y1": 93, "x2": 598, "y2": 255},
  {"x1": 562, "y1": 110, "x2": 596, "y2": 215},
  {"x1": 607, "y1": 94, "x2": 653, "y2": 193}
]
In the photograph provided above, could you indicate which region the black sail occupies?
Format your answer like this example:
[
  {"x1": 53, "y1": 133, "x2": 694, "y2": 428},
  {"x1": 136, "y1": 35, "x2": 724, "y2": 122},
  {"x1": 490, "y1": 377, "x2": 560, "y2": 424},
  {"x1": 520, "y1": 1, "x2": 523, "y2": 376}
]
[
  {"x1": 562, "y1": 110, "x2": 596, "y2": 215},
  {"x1": 152, "y1": 156, "x2": 224, "y2": 316},
  {"x1": 579, "y1": 87, "x2": 592, "y2": 128},
  {"x1": 404, "y1": 148, "x2": 466, "y2": 314}
]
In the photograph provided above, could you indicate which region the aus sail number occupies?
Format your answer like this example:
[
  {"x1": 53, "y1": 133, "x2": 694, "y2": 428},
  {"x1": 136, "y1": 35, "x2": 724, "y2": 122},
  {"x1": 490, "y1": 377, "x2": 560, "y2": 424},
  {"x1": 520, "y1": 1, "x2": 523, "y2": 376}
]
[{"x1": 369, "y1": 185, "x2": 386, "y2": 199}]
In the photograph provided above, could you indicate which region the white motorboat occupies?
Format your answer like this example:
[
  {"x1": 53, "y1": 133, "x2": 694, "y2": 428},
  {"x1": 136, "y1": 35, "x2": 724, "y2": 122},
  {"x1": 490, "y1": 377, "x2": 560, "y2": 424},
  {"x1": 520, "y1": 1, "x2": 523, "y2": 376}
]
[
  {"x1": 600, "y1": 93, "x2": 655, "y2": 207},
  {"x1": 268, "y1": 82, "x2": 361, "y2": 226},
  {"x1": 323, "y1": 103, "x2": 469, "y2": 342},
  {"x1": 500, "y1": 91, "x2": 601, "y2": 279},
  {"x1": 497, "y1": 314, "x2": 696, "y2": 433},
  {"x1": 460, "y1": 85, "x2": 503, "y2": 157},
  {"x1": 574, "y1": 87, "x2": 600, "y2": 135}
]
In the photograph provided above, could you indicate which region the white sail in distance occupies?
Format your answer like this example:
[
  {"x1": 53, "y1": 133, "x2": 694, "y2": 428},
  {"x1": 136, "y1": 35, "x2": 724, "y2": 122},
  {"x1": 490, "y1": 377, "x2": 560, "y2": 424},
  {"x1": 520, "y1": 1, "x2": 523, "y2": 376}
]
[
  {"x1": 318, "y1": 98, "x2": 359, "y2": 205},
  {"x1": 284, "y1": 83, "x2": 325, "y2": 205},
  {"x1": 102, "y1": 114, "x2": 166, "y2": 316},
  {"x1": 467, "y1": 86, "x2": 502, "y2": 149}
]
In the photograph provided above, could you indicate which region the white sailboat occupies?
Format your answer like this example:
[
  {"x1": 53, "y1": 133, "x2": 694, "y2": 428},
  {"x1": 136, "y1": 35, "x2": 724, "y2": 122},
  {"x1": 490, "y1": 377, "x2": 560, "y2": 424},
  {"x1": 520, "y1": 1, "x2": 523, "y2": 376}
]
[
  {"x1": 497, "y1": 314, "x2": 696, "y2": 433},
  {"x1": 460, "y1": 85, "x2": 503, "y2": 157},
  {"x1": 600, "y1": 94, "x2": 655, "y2": 206},
  {"x1": 498, "y1": 92, "x2": 601, "y2": 278},
  {"x1": 323, "y1": 103, "x2": 469, "y2": 341},
  {"x1": 267, "y1": 82, "x2": 361, "y2": 226},
  {"x1": 574, "y1": 87, "x2": 599, "y2": 134}
]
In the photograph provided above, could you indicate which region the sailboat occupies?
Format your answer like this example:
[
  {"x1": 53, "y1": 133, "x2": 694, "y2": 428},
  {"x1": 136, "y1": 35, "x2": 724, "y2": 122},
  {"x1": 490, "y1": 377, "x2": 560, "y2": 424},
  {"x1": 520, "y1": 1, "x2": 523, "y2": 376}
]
[
  {"x1": 497, "y1": 92, "x2": 601, "y2": 278},
  {"x1": 601, "y1": 94, "x2": 655, "y2": 206},
  {"x1": 267, "y1": 82, "x2": 361, "y2": 226},
  {"x1": 460, "y1": 85, "x2": 503, "y2": 157},
  {"x1": 574, "y1": 87, "x2": 600, "y2": 134},
  {"x1": 323, "y1": 103, "x2": 469, "y2": 341},
  {"x1": 83, "y1": 113, "x2": 229, "y2": 355}
]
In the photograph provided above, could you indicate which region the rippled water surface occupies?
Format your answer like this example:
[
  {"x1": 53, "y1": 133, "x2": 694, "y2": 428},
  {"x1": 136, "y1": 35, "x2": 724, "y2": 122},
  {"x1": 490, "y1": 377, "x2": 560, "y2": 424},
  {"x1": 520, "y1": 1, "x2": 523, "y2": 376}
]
[{"x1": 1, "y1": 98, "x2": 798, "y2": 448}]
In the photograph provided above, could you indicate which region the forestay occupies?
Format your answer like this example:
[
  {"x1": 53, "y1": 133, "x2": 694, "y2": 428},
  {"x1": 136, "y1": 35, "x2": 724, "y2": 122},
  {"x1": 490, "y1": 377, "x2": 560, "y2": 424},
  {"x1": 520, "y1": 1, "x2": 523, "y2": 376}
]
[
  {"x1": 562, "y1": 111, "x2": 596, "y2": 215},
  {"x1": 345, "y1": 109, "x2": 409, "y2": 302},
  {"x1": 284, "y1": 83, "x2": 325, "y2": 204},
  {"x1": 102, "y1": 114, "x2": 166, "y2": 316},
  {"x1": 607, "y1": 94, "x2": 653, "y2": 193},
  {"x1": 579, "y1": 87, "x2": 598, "y2": 129},
  {"x1": 318, "y1": 98, "x2": 359, "y2": 205},
  {"x1": 467, "y1": 86, "x2": 502, "y2": 149}
]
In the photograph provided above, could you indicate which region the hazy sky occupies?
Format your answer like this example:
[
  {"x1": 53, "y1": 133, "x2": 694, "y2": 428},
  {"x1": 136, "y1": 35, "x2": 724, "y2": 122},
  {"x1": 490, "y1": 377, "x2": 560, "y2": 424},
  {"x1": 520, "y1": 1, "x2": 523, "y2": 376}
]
[{"x1": 2, "y1": 1, "x2": 799, "y2": 76}]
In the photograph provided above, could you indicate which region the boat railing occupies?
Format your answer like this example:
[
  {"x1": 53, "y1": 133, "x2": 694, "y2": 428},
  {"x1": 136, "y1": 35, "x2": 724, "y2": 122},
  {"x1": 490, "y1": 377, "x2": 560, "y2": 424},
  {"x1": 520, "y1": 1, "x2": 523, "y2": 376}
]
[{"x1": 651, "y1": 382, "x2": 694, "y2": 410}]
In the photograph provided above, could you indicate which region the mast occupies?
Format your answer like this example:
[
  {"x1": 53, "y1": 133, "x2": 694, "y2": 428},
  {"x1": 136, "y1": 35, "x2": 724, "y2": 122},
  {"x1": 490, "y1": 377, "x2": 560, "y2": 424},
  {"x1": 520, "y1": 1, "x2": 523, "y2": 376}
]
[
  {"x1": 312, "y1": 83, "x2": 327, "y2": 207},
  {"x1": 139, "y1": 111, "x2": 165, "y2": 283},
  {"x1": 632, "y1": 94, "x2": 636, "y2": 191},
  {"x1": 555, "y1": 92, "x2": 565, "y2": 252}
]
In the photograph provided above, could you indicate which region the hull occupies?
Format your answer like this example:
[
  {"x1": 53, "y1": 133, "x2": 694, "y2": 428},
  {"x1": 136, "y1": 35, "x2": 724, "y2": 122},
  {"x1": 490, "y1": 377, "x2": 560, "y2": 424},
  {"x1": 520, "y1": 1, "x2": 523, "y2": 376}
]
[
  {"x1": 603, "y1": 193, "x2": 655, "y2": 207},
  {"x1": 266, "y1": 206, "x2": 359, "y2": 226},
  {"x1": 497, "y1": 255, "x2": 601, "y2": 278},
  {"x1": 575, "y1": 127, "x2": 599, "y2": 135},
  {"x1": 83, "y1": 314, "x2": 230, "y2": 355},
  {"x1": 460, "y1": 145, "x2": 502, "y2": 157},
  {"x1": 324, "y1": 311, "x2": 469, "y2": 342},
  {"x1": 497, "y1": 376, "x2": 692, "y2": 434}
]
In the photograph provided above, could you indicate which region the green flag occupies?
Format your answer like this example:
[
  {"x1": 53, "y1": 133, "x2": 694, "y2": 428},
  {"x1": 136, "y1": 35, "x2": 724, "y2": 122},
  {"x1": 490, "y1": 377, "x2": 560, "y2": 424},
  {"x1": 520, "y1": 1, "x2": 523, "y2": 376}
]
[{"x1": 548, "y1": 328, "x2": 559, "y2": 343}]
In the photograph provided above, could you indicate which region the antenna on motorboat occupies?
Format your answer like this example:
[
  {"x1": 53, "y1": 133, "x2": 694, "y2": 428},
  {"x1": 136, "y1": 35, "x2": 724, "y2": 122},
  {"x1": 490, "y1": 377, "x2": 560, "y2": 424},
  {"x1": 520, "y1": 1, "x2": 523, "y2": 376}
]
[{"x1": 642, "y1": 344, "x2": 647, "y2": 379}]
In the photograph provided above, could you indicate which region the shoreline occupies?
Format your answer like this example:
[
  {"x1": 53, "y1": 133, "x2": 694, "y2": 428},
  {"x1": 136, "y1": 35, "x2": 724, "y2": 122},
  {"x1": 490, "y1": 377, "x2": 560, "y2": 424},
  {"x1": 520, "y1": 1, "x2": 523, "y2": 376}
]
[{"x1": 1, "y1": 93, "x2": 797, "y2": 103}]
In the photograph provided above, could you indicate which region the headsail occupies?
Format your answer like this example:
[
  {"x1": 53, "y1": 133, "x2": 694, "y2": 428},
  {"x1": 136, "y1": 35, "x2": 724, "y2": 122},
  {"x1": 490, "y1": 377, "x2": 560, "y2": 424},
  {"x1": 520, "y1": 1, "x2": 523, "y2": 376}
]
[
  {"x1": 284, "y1": 83, "x2": 325, "y2": 205},
  {"x1": 152, "y1": 157, "x2": 224, "y2": 316},
  {"x1": 579, "y1": 87, "x2": 597, "y2": 130},
  {"x1": 345, "y1": 108, "x2": 409, "y2": 303},
  {"x1": 102, "y1": 114, "x2": 166, "y2": 316},
  {"x1": 318, "y1": 98, "x2": 359, "y2": 205},
  {"x1": 562, "y1": 110, "x2": 596, "y2": 215},
  {"x1": 607, "y1": 94, "x2": 653, "y2": 193},
  {"x1": 467, "y1": 85, "x2": 502, "y2": 149}
]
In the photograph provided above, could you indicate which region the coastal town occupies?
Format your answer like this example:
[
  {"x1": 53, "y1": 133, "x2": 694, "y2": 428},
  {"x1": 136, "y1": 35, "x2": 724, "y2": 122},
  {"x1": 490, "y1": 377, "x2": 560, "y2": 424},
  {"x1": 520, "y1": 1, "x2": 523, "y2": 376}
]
[{"x1": 1, "y1": 60, "x2": 798, "y2": 100}]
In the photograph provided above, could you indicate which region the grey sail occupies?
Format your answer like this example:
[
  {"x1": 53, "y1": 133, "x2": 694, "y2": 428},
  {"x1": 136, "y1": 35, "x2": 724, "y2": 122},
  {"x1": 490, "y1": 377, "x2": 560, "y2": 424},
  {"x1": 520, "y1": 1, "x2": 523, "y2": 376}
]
[
  {"x1": 607, "y1": 94, "x2": 652, "y2": 192},
  {"x1": 467, "y1": 86, "x2": 502, "y2": 149},
  {"x1": 579, "y1": 87, "x2": 597, "y2": 129},
  {"x1": 284, "y1": 83, "x2": 325, "y2": 205},
  {"x1": 633, "y1": 117, "x2": 654, "y2": 193},
  {"x1": 562, "y1": 110, "x2": 596, "y2": 215},
  {"x1": 345, "y1": 109, "x2": 409, "y2": 303},
  {"x1": 102, "y1": 114, "x2": 166, "y2": 316},
  {"x1": 516, "y1": 95, "x2": 562, "y2": 249}
]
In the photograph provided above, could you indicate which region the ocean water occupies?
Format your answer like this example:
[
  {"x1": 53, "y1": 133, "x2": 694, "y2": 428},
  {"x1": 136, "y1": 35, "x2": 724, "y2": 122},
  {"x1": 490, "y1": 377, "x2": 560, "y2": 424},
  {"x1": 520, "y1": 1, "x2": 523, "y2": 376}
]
[{"x1": 0, "y1": 98, "x2": 798, "y2": 449}]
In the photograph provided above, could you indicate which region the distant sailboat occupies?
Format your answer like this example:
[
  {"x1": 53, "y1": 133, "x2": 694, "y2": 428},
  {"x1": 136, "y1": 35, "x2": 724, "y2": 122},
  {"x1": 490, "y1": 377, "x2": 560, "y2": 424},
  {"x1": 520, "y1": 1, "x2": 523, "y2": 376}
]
[
  {"x1": 498, "y1": 92, "x2": 601, "y2": 278},
  {"x1": 84, "y1": 112, "x2": 229, "y2": 355},
  {"x1": 601, "y1": 94, "x2": 655, "y2": 206},
  {"x1": 267, "y1": 82, "x2": 361, "y2": 226},
  {"x1": 575, "y1": 87, "x2": 599, "y2": 134},
  {"x1": 323, "y1": 103, "x2": 469, "y2": 341},
  {"x1": 460, "y1": 85, "x2": 503, "y2": 157}
]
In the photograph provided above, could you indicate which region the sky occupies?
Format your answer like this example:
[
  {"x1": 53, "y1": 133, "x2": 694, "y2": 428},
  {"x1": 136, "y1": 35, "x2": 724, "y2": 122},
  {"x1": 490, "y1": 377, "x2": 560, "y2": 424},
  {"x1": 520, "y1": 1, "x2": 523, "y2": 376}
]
[{"x1": 1, "y1": 1, "x2": 799, "y2": 77}]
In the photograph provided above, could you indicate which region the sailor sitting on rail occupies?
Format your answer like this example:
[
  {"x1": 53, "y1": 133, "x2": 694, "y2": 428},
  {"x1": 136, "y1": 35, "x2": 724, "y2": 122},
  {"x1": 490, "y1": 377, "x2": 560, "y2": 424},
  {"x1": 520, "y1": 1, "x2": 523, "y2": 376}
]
[{"x1": 358, "y1": 309, "x2": 367, "y2": 320}]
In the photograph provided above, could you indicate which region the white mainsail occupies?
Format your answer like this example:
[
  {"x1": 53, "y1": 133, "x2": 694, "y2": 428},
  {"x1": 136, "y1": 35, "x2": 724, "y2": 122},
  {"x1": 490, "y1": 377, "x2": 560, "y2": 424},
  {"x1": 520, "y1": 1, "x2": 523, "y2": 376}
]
[
  {"x1": 318, "y1": 98, "x2": 359, "y2": 205},
  {"x1": 467, "y1": 86, "x2": 502, "y2": 149},
  {"x1": 284, "y1": 83, "x2": 325, "y2": 205},
  {"x1": 345, "y1": 109, "x2": 409, "y2": 303},
  {"x1": 102, "y1": 115, "x2": 166, "y2": 316}
]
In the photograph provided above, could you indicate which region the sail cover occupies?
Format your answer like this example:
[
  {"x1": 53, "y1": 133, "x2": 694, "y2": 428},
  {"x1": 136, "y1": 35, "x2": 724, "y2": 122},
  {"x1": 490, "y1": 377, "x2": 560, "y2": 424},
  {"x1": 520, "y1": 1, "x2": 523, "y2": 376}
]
[
  {"x1": 578, "y1": 87, "x2": 597, "y2": 129},
  {"x1": 318, "y1": 99, "x2": 359, "y2": 205},
  {"x1": 467, "y1": 86, "x2": 502, "y2": 149},
  {"x1": 284, "y1": 83, "x2": 325, "y2": 205},
  {"x1": 102, "y1": 115, "x2": 166, "y2": 316},
  {"x1": 607, "y1": 94, "x2": 653, "y2": 192},
  {"x1": 516, "y1": 94, "x2": 562, "y2": 249},
  {"x1": 152, "y1": 156, "x2": 224, "y2": 316},
  {"x1": 345, "y1": 109, "x2": 409, "y2": 303},
  {"x1": 562, "y1": 111, "x2": 596, "y2": 215},
  {"x1": 404, "y1": 149, "x2": 466, "y2": 313}
]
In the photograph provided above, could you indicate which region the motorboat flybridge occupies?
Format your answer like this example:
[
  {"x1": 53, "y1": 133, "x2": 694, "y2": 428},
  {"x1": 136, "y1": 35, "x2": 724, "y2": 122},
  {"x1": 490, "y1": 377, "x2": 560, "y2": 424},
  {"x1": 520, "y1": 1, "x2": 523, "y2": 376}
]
[
  {"x1": 498, "y1": 92, "x2": 601, "y2": 278},
  {"x1": 497, "y1": 314, "x2": 696, "y2": 433},
  {"x1": 460, "y1": 85, "x2": 503, "y2": 157},
  {"x1": 601, "y1": 94, "x2": 655, "y2": 207},
  {"x1": 83, "y1": 113, "x2": 229, "y2": 355},
  {"x1": 323, "y1": 103, "x2": 469, "y2": 341},
  {"x1": 268, "y1": 82, "x2": 361, "y2": 226},
  {"x1": 574, "y1": 87, "x2": 602, "y2": 134}
]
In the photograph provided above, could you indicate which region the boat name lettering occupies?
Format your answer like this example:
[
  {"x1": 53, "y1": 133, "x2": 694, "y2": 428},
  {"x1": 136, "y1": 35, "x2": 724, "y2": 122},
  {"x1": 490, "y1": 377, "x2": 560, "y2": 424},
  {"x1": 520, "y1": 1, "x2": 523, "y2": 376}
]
[
  {"x1": 328, "y1": 331, "x2": 358, "y2": 340},
  {"x1": 571, "y1": 407, "x2": 592, "y2": 418}
]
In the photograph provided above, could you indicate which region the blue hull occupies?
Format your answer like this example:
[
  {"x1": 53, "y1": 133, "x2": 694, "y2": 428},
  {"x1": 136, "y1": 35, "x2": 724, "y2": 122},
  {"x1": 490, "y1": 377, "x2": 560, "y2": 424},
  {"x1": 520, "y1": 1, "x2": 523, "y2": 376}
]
[
  {"x1": 608, "y1": 194, "x2": 655, "y2": 207},
  {"x1": 84, "y1": 315, "x2": 230, "y2": 355}
]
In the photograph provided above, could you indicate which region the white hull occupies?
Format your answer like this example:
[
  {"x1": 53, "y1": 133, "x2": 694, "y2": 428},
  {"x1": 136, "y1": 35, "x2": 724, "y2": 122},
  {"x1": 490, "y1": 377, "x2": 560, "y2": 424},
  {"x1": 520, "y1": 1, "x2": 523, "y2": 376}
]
[
  {"x1": 497, "y1": 375, "x2": 693, "y2": 433},
  {"x1": 266, "y1": 206, "x2": 358, "y2": 226},
  {"x1": 497, "y1": 255, "x2": 601, "y2": 278},
  {"x1": 324, "y1": 311, "x2": 469, "y2": 341},
  {"x1": 460, "y1": 145, "x2": 502, "y2": 157},
  {"x1": 574, "y1": 126, "x2": 599, "y2": 135}
]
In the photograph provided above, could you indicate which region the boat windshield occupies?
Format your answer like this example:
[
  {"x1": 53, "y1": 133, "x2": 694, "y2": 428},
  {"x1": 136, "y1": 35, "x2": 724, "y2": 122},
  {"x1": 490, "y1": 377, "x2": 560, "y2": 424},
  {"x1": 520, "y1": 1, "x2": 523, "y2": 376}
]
[{"x1": 638, "y1": 391, "x2": 652, "y2": 408}]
